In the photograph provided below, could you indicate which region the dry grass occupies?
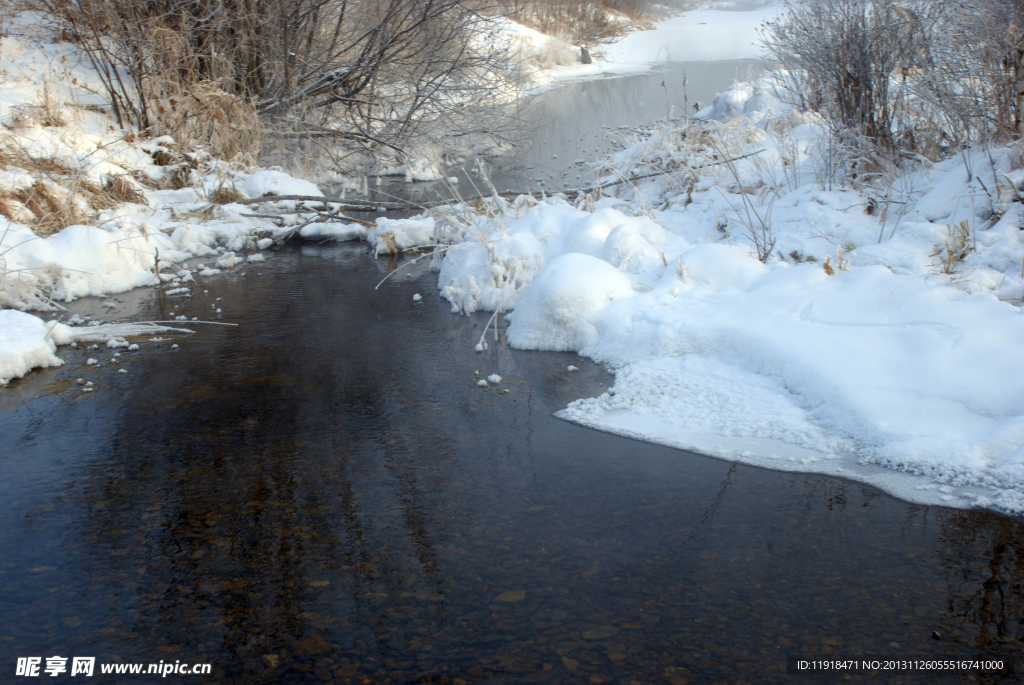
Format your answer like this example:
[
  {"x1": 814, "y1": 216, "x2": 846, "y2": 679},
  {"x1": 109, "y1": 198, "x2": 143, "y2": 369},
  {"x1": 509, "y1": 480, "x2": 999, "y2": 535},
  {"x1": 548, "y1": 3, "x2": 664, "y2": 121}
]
[
  {"x1": 0, "y1": 142, "x2": 149, "y2": 235},
  {"x1": 104, "y1": 174, "x2": 147, "y2": 205},
  {"x1": 164, "y1": 164, "x2": 196, "y2": 190},
  {"x1": 3, "y1": 79, "x2": 67, "y2": 129},
  {"x1": 207, "y1": 183, "x2": 245, "y2": 205},
  {"x1": 499, "y1": 0, "x2": 651, "y2": 44},
  {"x1": 150, "y1": 148, "x2": 176, "y2": 166},
  {"x1": 123, "y1": 27, "x2": 264, "y2": 161},
  {"x1": 2, "y1": 179, "x2": 85, "y2": 236},
  {"x1": 933, "y1": 220, "x2": 973, "y2": 274}
]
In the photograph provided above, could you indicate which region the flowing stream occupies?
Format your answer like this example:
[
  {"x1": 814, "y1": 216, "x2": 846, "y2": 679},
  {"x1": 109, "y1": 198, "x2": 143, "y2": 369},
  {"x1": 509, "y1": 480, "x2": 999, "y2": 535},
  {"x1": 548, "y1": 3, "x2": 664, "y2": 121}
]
[{"x1": 1, "y1": 65, "x2": 1022, "y2": 684}]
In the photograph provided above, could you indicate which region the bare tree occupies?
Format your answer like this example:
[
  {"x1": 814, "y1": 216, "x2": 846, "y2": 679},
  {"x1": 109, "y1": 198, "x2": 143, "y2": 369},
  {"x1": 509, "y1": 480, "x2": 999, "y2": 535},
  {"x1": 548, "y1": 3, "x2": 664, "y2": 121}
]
[
  {"x1": 495, "y1": 0, "x2": 653, "y2": 44},
  {"x1": 37, "y1": 0, "x2": 520, "y2": 164}
]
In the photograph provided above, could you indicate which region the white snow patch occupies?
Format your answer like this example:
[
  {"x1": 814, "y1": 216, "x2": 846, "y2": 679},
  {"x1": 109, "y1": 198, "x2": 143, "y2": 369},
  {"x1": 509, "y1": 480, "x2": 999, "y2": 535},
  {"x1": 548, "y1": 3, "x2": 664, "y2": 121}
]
[
  {"x1": 0, "y1": 310, "x2": 70, "y2": 385},
  {"x1": 299, "y1": 222, "x2": 366, "y2": 241},
  {"x1": 235, "y1": 170, "x2": 322, "y2": 199},
  {"x1": 367, "y1": 218, "x2": 435, "y2": 256}
]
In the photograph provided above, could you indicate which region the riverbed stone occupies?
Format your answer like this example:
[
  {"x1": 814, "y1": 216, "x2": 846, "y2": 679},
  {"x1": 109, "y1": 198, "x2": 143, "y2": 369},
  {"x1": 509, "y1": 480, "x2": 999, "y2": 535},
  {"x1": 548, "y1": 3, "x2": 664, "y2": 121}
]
[
  {"x1": 582, "y1": 625, "x2": 619, "y2": 640},
  {"x1": 294, "y1": 634, "x2": 330, "y2": 656}
]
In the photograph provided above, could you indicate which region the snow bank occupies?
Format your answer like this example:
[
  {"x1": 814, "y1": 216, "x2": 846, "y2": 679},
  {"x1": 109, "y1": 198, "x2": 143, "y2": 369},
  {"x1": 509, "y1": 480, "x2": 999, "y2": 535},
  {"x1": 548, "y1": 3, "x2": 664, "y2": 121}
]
[
  {"x1": 368, "y1": 218, "x2": 435, "y2": 256},
  {"x1": 435, "y1": 201, "x2": 1024, "y2": 512},
  {"x1": 426, "y1": 79, "x2": 1024, "y2": 513},
  {"x1": 377, "y1": 157, "x2": 447, "y2": 183},
  {"x1": 514, "y1": 4, "x2": 780, "y2": 91},
  {"x1": 235, "y1": 170, "x2": 323, "y2": 198},
  {"x1": 0, "y1": 310, "x2": 71, "y2": 385}
]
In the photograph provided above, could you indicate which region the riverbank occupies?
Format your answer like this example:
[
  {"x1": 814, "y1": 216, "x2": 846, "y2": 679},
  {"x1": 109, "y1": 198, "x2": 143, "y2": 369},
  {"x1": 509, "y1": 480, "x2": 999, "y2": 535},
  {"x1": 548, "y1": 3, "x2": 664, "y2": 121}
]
[
  {"x1": 420, "y1": 82, "x2": 1024, "y2": 514},
  {"x1": 0, "y1": 10, "x2": 365, "y2": 383}
]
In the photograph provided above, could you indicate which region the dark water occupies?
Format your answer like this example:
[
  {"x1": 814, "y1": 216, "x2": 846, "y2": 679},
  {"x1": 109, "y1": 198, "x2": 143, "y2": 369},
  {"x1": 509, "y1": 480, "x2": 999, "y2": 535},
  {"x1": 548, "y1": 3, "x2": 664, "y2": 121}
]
[{"x1": 2, "y1": 244, "x2": 1023, "y2": 684}]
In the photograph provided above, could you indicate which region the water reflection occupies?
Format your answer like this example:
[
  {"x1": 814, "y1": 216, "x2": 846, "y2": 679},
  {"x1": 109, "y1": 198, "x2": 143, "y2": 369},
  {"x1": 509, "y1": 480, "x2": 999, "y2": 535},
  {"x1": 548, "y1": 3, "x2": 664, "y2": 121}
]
[{"x1": 1, "y1": 243, "x2": 1021, "y2": 685}]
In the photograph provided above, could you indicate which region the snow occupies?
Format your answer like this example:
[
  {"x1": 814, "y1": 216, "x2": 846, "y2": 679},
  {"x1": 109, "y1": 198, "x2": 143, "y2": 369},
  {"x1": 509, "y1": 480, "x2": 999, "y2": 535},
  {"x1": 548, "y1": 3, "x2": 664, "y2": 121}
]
[
  {"x1": 298, "y1": 222, "x2": 366, "y2": 241},
  {"x1": 515, "y1": 3, "x2": 780, "y2": 91},
  {"x1": 423, "y1": 79, "x2": 1024, "y2": 514},
  {"x1": 377, "y1": 157, "x2": 446, "y2": 183},
  {"x1": 487, "y1": 373, "x2": 502, "y2": 384},
  {"x1": 367, "y1": 218, "x2": 435, "y2": 256},
  {"x1": 0, "y1": 310, "x2": 69, "y2": 385},
  {"x1": 506, "y1": 253, "x2": 636, "y2": 351},
  {"x1": 234, "y1": 170, "x2": 323, "y2": 199},
  {"x1": 602, "y1": 7, "x2": 777, "y2": 64}
]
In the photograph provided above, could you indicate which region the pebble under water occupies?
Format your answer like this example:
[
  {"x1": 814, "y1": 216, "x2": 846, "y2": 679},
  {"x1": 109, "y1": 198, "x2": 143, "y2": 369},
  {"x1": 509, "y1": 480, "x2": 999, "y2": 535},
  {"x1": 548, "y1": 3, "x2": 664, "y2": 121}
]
[{"x1": 1, "y1": 243, "x2": 1022, "y2": 685}]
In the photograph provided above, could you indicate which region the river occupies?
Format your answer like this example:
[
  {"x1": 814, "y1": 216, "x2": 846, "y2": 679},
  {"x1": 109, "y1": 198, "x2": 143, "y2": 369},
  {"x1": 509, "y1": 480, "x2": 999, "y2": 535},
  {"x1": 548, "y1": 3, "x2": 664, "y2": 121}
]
[{"x1": 0, "y1": 64, "x2": 1021, "y2": 685}]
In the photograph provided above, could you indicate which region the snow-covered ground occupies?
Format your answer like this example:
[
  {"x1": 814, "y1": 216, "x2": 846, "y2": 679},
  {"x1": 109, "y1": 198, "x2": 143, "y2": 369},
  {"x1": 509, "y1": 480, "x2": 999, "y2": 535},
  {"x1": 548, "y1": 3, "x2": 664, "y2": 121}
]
[
  {"x1": 421, "y1": 81, "x2": 1024, "y2": 514},
  {"x1": 0, "y1": 13, "x2": 365, "y2": 383}
]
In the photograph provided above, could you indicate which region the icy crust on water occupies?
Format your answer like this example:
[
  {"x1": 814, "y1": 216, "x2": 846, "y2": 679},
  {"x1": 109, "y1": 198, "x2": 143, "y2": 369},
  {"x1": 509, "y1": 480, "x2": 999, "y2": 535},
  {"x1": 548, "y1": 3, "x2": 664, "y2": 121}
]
[{"x1": 430, "y1": 82, "x2": 1024, "y2": 514}]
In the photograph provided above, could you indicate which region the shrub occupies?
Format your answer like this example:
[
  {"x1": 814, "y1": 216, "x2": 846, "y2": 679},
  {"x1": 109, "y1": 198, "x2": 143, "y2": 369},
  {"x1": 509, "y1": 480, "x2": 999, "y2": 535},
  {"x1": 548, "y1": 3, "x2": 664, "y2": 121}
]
[
  {"x1": 32, "y1": 0, "x2": 516, "y2": 164},
  {"x1": 761, "y1": 0, "x2": 939, "y2": 151},
  {"x1": 921, "y1": 0, "x2": 1024, "y2": 144},
  {"x1": 498, "y1": 0, "x2": 654, "y2": 45}
]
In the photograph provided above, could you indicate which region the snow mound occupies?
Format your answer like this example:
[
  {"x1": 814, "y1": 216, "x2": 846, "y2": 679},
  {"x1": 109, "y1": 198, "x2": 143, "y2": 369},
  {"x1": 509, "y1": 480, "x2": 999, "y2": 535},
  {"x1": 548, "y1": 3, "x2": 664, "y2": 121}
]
[
  {"x1": 506, "y1": 253, "x2": 634, "y2": 351},
  {"x1": 235, "y1": 170, "x2": 323, "y2": 199},
  {"x1": 368, "y1": 218, "x2": 435, "y2": 256},
  {"x1": 299, "y1": 222, "x2": 366, "y2": 241},
  {"x1": 0, "y1": 310, "x2": 70, "y2": 385}
]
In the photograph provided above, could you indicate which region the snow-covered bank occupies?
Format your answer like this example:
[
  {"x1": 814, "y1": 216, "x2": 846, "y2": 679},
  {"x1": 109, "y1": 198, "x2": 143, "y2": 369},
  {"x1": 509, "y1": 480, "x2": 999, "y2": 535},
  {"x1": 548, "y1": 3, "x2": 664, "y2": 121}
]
[
  {"x1": 424, "y1": 82, "x2": 1024, "y2": 514},
  {"x1": 0, "y1": 309, "x2": 70, "y2": 385},
  {"x1": 0, "y1": 14, "x2": 366, "y2": 382}
]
